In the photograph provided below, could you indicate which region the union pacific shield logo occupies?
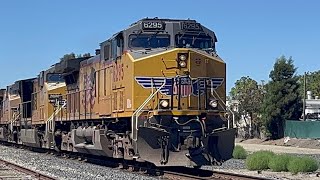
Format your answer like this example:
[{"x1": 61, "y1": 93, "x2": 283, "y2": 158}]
[
  {"x1": 173, "y1": 76, "x2": 192, "y2": 97},
  {"x1": 135, "y1": 76, "x2": 224, "y2": 97}
]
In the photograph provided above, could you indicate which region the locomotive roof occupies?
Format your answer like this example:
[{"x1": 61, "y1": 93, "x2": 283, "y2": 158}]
[
  {"x1": 80, "y1": 55, "x2": 100, "y2": 66},
  {"x1": 108, "y1": 18, "x2": 199, "y2": 37},
  {"x1": 14, "y1": 78, "x2": 36, "y2": 83},
  {"x1": 128, "y1": 17, "x2": 198, "y2": 26},
  {"x1": 55, "y1": 57, "x2": 91, "y2": 74},
  {"x1": 102, "y1": 17, "x2": 217, "y2": 44}
]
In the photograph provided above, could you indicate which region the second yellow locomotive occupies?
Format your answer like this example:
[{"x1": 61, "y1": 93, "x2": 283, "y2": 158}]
[{"x1": 0, "y1": 18, "x2": 235, "y2": 167}]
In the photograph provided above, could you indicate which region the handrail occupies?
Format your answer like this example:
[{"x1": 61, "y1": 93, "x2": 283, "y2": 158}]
[
  {"x1": 132, "y1": 81, "x2": 166, "y2": 141},
  {"x1": 46, "y1": 101, "x2": 67, "y2": 123},
  {"x1": 8, "y1": 101, "x2": 32, "y2": 126},
  {"x1": 13, "y1": 113, "x2": 21, "y2": 122},
  {"x1": 46, "y1": 101, "x2": 67, "y2": 133},
  {"x1": 8, "y1": 112, "x2": 21, "y2": 132},
  {"x1": 211, "y1": 88, "x2": 234, "y2": 129}
]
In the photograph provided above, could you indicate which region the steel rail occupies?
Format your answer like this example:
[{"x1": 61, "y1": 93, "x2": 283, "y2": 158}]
[
  {"x1": 160, "y1": 167, "x2": 272, "y2": 180},
  {"x1": 0, "y1": 158, "x2": 56, "y2": 180},
  {"x1": 211, "y1": 170, "x2": 271, "y2": 180},
  {"x1": 0, "y1": 141, "x2": 271, "y2": 180}
]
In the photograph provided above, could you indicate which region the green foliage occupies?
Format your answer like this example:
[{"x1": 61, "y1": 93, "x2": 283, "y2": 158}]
[
  {"x1": 77, "y1": 53, "x2": 91, "y2": 58},
  {"x1": 230, "y1": 76, "x2": 264, "y2": 115},
  {"x1": 287, "y1": 156, "x2": 318, "y2": 174},
  {"x1": 246, "y1": 151, "x2": 275, "y2": 170},
  {"x1": 60, "y1": 52, "x2": 91, "y2": 61},
  {"x1": 60, "y1": 53, "x2": 76, "y2": 61},
  {"x1": 261, "y1": 56, "x2": 302, "y2": 139},
  {"x1": 268, "y1": 154, "x2": 292, "y2": 172},
  {"x1": 82, "y1": 53, "x2": 91, "y2": 57},
  {"x1": 229, "y1": 76, "x2": 265, "y2": 137},
  {"x1": 246, "y1": 152, "x2": 319, "y2": 173},
  {"x1": 232, "y1": 145, "x2": 247, "y2": 159},
  {"x1": 298, "y1": 71, "x2": 320, "y2": 99}
]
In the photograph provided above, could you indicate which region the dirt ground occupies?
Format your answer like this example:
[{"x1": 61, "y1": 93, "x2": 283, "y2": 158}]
[
  {"x1": 237, "y1": 142, "x2": 320, "y2": 154},
  {"x1": 232, "y1": 138, "x2": 320, "y2": 180},
  {"x1": 236, "y1": 137, "x2": 320, "y2": 150}
]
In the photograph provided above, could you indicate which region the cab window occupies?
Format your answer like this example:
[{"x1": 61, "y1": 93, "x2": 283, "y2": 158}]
[
  {"x1": 46, "y1": 74, "x2": 64, "y2": 83},
  {"x1": 129, "y1": 34, "x2": 170, "y2": 49},
  {"x1": 175, "y1": 34, "x2": 213, "y2": 49}
]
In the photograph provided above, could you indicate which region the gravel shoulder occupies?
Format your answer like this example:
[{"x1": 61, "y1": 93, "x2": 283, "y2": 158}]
[
  {"x1": 203, "y1": 141, "x2": 320, "y2": 180},
  {"x1": 0, "y1": 145, "x2": 156, "y2": 180}
]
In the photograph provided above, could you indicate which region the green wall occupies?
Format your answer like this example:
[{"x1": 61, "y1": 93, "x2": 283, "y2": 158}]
[{"x1": 285, "y1": 120, "x2": 320, "y2": 139}]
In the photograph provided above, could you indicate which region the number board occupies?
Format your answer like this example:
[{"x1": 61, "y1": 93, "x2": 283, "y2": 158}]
[
  {"x1": 176, "y1": 76, "x2": 192, "y2": 85},
  {"x1": 48, "y1": 94, "x2": 62, "y2": 100},
  {"x1": 48, "y1": 94, "x2": 62, "y2": 104},
  {"x1": 181, "y1": 22, "x2": 202, "y2": 31},
  {"x1": 142, "y1": 21, "x2": 165, "y2": 30}
]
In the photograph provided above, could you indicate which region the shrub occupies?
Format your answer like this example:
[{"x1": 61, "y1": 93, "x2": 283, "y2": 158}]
[
  {"x1": 268, "y1": 154, "x2": 292, "y2": 172},
  {"x1": 246, "y1": 151, "x2": 275, "y2": 170},
  {"x1": 232, "y1": 145, "x2": 247, "y2": 159},
  {"x1": 287, "y1": 156, "x2": 318, "y2": 174}
]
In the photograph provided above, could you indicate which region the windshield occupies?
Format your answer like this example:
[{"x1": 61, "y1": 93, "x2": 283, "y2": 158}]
[
  {"x1": 175, "y1": 34, "x2": 213, "y2": 49},
  {"x1": 47, "y1": 74, "x2": 64, "y2": 83},
  {"x1": 129, "y1": 34, "x2": 170, "y2": 49}
]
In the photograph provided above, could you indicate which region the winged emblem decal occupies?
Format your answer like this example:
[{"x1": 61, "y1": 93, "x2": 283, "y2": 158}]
[{"x1": 135, "y1": 76, "x2": 224, "y2": 97}]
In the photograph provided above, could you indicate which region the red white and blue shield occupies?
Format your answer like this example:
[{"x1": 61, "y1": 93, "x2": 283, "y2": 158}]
[{"x1": 173, "y1": 76, "x2": 193, "y2": 97}]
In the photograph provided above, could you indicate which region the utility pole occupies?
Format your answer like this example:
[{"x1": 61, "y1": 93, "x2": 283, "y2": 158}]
[{"x1": 303, "y1": 72, "x2": 306, "y2": 121}]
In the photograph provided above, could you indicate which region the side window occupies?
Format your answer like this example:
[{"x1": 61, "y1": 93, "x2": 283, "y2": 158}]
[
  {"x1": 32, "y1": 93, "x2": 37, "y2": 110},
  {"x1": 111, "y1": 39, "x2": 117, "y2": 60},
  {"x1": 39, "y1": 71, "x2": 44, "y2": 87},
  {"x1": 104, "y1": 44, "x2": 110, "y2": 61},
  {"x1": 117, "y1": 35, "x2": 124, "y2": 57},
  {"x1": 111, "y1": 33, "x2": 124, "y2": 60}
]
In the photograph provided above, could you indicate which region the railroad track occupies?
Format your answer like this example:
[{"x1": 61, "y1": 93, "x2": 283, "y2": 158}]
[
  {"x1": 0, "y1": 142, "x2": 270, "y2": 180},
  {"x1": 160, "y1": 167, "x2": 271, "y2": 180},
  {"x1": 211, "y1": 170, "x2": 271, "y2": 180},
  {"x1": 0, "y1": 158, "x2": 56, "y2": 180}
]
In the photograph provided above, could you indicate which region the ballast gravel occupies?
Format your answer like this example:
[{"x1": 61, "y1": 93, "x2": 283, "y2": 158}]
[
  {"x1": 3, "y1": 142, "x2": 320, "y2": 180},
  {"x1": 0, "y1": 145, "x2": 156, "y2": 180},
  {"x1": 202, "y1": 150, "x2": 320, "y2": 180}
]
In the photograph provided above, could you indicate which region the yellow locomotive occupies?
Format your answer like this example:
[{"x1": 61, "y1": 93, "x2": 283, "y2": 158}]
[{"x1": 0, "y1": 18, "x2": 235, "y2": 167}]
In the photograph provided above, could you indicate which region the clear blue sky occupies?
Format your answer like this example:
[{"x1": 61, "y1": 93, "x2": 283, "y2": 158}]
[{"x1": 1, "y1": 1, "x2": 319, "y2": 92}]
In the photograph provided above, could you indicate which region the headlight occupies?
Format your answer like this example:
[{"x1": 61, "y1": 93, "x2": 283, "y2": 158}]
[
  {"x1": 179, "y1": 54, "x2": 187, "y2": 61},
  {"x1": 159, "y1": 99, "x2": 169, "y2": 108},
  {"x1": 179, "y1": 61, "x2": 187, "y2": 68},
  {"x1": 209, "y1": 99, "x2": 218, "y2": 108}
]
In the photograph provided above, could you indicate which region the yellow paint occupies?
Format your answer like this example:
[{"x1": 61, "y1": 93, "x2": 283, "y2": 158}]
[{"x1": 69, "y1": 48, "x2": 226, "y2": 120}]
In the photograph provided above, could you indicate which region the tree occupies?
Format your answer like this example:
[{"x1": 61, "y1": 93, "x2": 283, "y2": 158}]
[
  {"x1": 76, "y1": 53, "x2": 91, "y2": 58},
  {"x1": 261, "y1": 56, "x2": 302, "y2": 139},
  {"x1": 229, "y1": 76, "x2": 264, "y2": 138},
  {"x1": 298, "y1": 71, "x2": 320, "y2": 98},
  {"x1": 60, "y1": 52, "x2": 91, "y2": 61},
  {"x1": 82, "y1": 53, "x2": 91, "y2": 57},
  {"x1": 60, "y1": 53, "x2": 76, "y2": 61}
]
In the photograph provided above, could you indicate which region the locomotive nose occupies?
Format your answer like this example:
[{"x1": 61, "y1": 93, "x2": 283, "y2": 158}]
[{"x1": 188, "y1": 51, "x2": 208, "y2": 78}]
